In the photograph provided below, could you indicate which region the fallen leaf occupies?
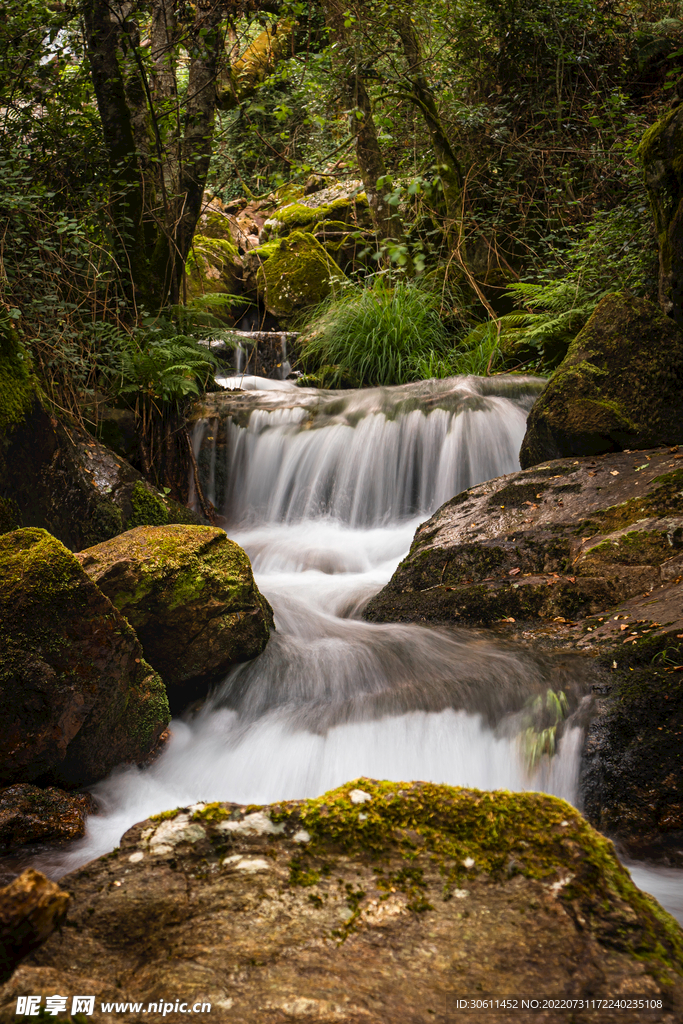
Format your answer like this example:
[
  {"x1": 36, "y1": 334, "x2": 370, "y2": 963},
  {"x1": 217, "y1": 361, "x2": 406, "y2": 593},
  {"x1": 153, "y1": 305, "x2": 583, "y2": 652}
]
[
  {"x1": 619, "y1": 624, "x2": 628, "y2": 631},
  {"x1": 501, "y1": 616, "x2": 515, "y2": 623},
  {"x1": 508, "y1": 567, "x2": 521, "y2": 576},
  {"x1": 588, "y1": 471, "x2": 596, "y2": 477},
  {"x1": 610, "y1": 470, "x2": 619, "y2": 476}
]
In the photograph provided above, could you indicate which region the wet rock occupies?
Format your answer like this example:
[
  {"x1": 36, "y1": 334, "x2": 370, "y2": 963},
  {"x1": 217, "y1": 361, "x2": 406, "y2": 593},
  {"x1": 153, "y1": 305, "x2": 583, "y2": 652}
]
[
  {"x1": 0, "y1": 785, "x2": 95, "y2": 853},
  {"x1": 520, "y1": 293, "x2": 683, "y2": 468},
  {"x1": 365, "y1": 446, "x2": 683, "y2": 863},
  {"x1": 0, "y1": 528, "x2": 169, "y2": 787},
  {"x1": 1, "y1": 400, "x2": 201, "y2": 552},
  {"x1": 578, "y1": 586, "x2": 683, "y2": 864},
  {"x1": 75, "y1": 525, "x2": 274, "y2": 713},
  {"x1": 365, "y1": 447, "x2": 683, "y2": 628},
  {"x1": 10, "y1": 781, "x2": 683, "y2": 1023},
  {"x1": 0, "y1": 869, "x2": 69, "y2": 985}
]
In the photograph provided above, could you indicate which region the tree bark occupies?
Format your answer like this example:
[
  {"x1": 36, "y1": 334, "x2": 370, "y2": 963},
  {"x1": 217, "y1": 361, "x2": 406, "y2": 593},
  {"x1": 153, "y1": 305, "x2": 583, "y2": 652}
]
[
  {"x1": 395, "y1": 15, "x2": 462, "y2": 236},
  {"x1": 323, "y1": 1, "x2": 399, "y2": 241}
]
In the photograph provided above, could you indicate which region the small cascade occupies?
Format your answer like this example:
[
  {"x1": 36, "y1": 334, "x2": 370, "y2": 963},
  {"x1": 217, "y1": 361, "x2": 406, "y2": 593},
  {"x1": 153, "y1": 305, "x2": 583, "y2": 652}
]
[{"x1": 31, "y1": 373, "x2": 600, "y2": 881}]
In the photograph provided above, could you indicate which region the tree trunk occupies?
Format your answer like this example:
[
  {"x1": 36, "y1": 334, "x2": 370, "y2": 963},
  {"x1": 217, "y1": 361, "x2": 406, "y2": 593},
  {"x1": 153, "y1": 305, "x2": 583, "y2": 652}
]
[
  {"x1": 323, "y1": 1, "x2": 399, "y2": 241},
  {"x1": 395, "y1": 15, "x2": 462, "y2": 236}
]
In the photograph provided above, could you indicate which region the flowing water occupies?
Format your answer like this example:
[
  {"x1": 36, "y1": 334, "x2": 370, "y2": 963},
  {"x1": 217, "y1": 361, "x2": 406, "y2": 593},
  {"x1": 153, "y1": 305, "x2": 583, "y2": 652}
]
[{"x1": 27, "y1": 375, "x2": 683, "y2": 920}]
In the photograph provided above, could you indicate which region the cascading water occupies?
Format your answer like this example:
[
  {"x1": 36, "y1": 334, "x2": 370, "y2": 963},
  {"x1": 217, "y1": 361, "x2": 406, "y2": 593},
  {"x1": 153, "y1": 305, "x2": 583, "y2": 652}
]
[{"x1": 28, "y1": 374, "x2": 682, "y2": 920}]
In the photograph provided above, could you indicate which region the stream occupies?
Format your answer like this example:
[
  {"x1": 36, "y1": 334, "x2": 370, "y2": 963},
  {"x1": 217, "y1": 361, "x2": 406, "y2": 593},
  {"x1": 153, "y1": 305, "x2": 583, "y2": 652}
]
[{"x1": 30, "y1": 374, "x2": 683, "y2": 923}]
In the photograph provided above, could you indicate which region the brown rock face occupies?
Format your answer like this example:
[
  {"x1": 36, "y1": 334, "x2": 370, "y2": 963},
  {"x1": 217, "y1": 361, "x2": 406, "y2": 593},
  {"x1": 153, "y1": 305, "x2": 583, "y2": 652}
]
[
  {"x1": 8, "y1": 782, "x2": 683, "y2": 1023},
  {"x1": 0, "y1": 529, "x2": 169, "y2": 788},
  {"x1": 0, "y1": 786, "x2": 95, "y2": 853},
  {"x1": 519, "y1": 294, "x2": 683, "y2": 469},
  {"x1": 0, "y1": 869, "x2": 68, "y2": 985},
  {"x1": 76, "y1": 525, "x2": 273, "y2": 713},
  {"x1": 364, "y1": 447, "x2": 683, "y2": 864}
]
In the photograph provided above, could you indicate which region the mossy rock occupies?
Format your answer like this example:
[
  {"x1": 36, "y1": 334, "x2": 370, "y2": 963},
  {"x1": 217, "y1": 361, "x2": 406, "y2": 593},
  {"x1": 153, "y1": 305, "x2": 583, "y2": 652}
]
[
  {"x1": 0, "y1": 784, "x2": 95, "y2": 852},
  {"x1": 261, "y1": 182, "x2": 371, "y2": 243},
  {"x1": 1, "y1": 400, "x2": 202, "y2": 552},
  {"x1": 22, "y1": 781, "x2": 683, "y2": 1015},
  {"x1": 256, "y1": 231, "x2": 345, "y2": 326},
  {"x1": 0, "y1": 528, "x2": 169, "y2": 787},
  {"x1": 76, "y1": 525, "x2": 274, "y2": 713},
  {"x1": 520, "y1": 293, "x2": 683, "y2": 468},
  {"x1": 185, "y1": 234, "x2": 242, "y2": 302}
]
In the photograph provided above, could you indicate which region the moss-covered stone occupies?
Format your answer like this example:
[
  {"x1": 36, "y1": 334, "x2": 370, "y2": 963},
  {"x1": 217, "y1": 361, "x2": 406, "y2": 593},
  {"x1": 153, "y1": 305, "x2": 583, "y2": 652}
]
[
  {"x1": 0, "y1": 400, "x2": 201, "y2": 552},
  {"x1": 639, "y1": 104, "x2": 683, "y2": 323},
  {"x1": 519, "y1": 293, "x2": 683, "y2": 468},
  {"x1": 76, "y1": 525, "x2": 273, "y2": 713},
  {"x1": 261, "y1": 182, "x2": 371, "y2": 243},
  {"x1": 20, "y1": 782, "x2": 683, "y2": 1017},
  {"x1": 0, "y1": 528, "x2": 169, "y2": 787},
  {"x1": 256, "y1": 231, "x2": 345, "y2": 326},
  {"x1": 185, "y1": 234, "x2": 242, "y2": 302}
]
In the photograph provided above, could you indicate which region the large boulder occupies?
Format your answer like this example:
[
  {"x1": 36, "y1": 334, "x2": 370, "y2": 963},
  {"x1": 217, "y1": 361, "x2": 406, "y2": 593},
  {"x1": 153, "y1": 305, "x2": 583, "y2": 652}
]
[
  {"x1": 10, "y1": 782, "x2": 683, "y2": 1021},
  {"x1": 255, "y1": 231, "x2": 345, "y2": 326},
  {"x1": 1, "y1": 400, "x2": 201, "y2": 551},
  {"x1": 185, "y1": 234, "x2": 243, "y2": 305},
  {"x1": 75, "y1": 525, "x2": 273, "y2": 713},
  {"x1": 365, "y1": 447, "x2": 683, "y2": 863},
  {"x1": 260, "y1": 180, "x2": 372, "y2": 242},
  {"x1": 519, "y1": 293, "x2": 683, "y2": 469},
  {"x1": 365, "y1": 447, "x2": 683, "y2": 628},
  {"x1": 0, "y1": 529, "x2": 169, "y2": 787}
]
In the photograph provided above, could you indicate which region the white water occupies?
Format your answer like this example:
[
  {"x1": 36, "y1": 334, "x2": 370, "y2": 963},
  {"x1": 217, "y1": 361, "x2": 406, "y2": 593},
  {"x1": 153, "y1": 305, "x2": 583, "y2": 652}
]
[{"x1": 30, "y1": 375, "x2": 663, "y2": 900}]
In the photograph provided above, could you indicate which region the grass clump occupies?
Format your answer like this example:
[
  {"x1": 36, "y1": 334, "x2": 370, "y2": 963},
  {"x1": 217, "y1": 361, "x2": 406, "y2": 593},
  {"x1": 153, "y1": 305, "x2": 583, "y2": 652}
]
[{"x1": 299, "y1": 277, "x2": 499, "y2": 388}]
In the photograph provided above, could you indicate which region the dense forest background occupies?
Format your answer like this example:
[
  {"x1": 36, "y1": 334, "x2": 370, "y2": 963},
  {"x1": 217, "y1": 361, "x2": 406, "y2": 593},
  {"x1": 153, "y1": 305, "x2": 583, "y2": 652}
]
[{"x1": 1, "y1": 0, "x2": 680, "y2": 488}]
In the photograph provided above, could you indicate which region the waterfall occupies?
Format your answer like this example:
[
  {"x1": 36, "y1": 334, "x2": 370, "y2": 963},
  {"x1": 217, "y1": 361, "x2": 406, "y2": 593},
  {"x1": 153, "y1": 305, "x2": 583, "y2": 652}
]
[{"x1": 32, "y1": 374, "x2": 597, "y2": 879}]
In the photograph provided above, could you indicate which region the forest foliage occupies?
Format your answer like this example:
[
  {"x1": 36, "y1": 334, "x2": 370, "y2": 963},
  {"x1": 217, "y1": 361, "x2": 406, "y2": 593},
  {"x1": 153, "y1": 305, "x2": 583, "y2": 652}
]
[{"x1": 1, "y1": 0, "x2": 681, "y2": 482}]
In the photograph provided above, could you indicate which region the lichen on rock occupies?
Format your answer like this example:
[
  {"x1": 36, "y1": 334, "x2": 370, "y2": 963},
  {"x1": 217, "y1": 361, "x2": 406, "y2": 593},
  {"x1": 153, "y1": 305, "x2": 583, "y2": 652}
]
[
  {"x1": 0, "y1": 528, "x2": 169, "y2": 787},
  {"x1": 75, "y1": 524, "x2": 273, "y2": 713},
  {"x1": 519, "y1": 293, "x2": 683, "y2": 468},
  {"x1": 12, "y1": 781, "x2": 683, "y2": 1021}
]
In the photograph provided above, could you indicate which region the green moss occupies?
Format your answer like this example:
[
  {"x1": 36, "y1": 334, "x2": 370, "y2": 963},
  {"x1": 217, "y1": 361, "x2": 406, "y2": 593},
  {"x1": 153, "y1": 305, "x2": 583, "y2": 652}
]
[
  {"x1": 581, "y1": 530, "x2": 678, "y2": 568},
  {"x1": 124, "y1": 662, "x2": 170, "y2": 747},
  {"x1": 0, "y1": 313, "x2": 35, "y2": 437},
  {"x1": 0, "y1": 528, "x2": 82, "y2": 604},
  {"x1": 127, "y1": 482, "x2": 169, "y2": 529},
  {"x1": 264, "y1": 194, "x2": 369, "y2": 241},
  {"x1": 257, "y1": 231, "x2": 345, "y2": 323},
  {"x1": 488, "y1": 481, "x2": 548, "y2": 508},
  {"x1": 185, "y1": 235, "x2": 241, "y2": 299},
  {"x1": 270, "y1": 780, "x2": 683, "y2": 969},
  {"x1": 191, "y1": 802, "x2": 231, "y2": 823},
  {"x1": 149, "y1": 808, "x2": 183, "y2": 823}
]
